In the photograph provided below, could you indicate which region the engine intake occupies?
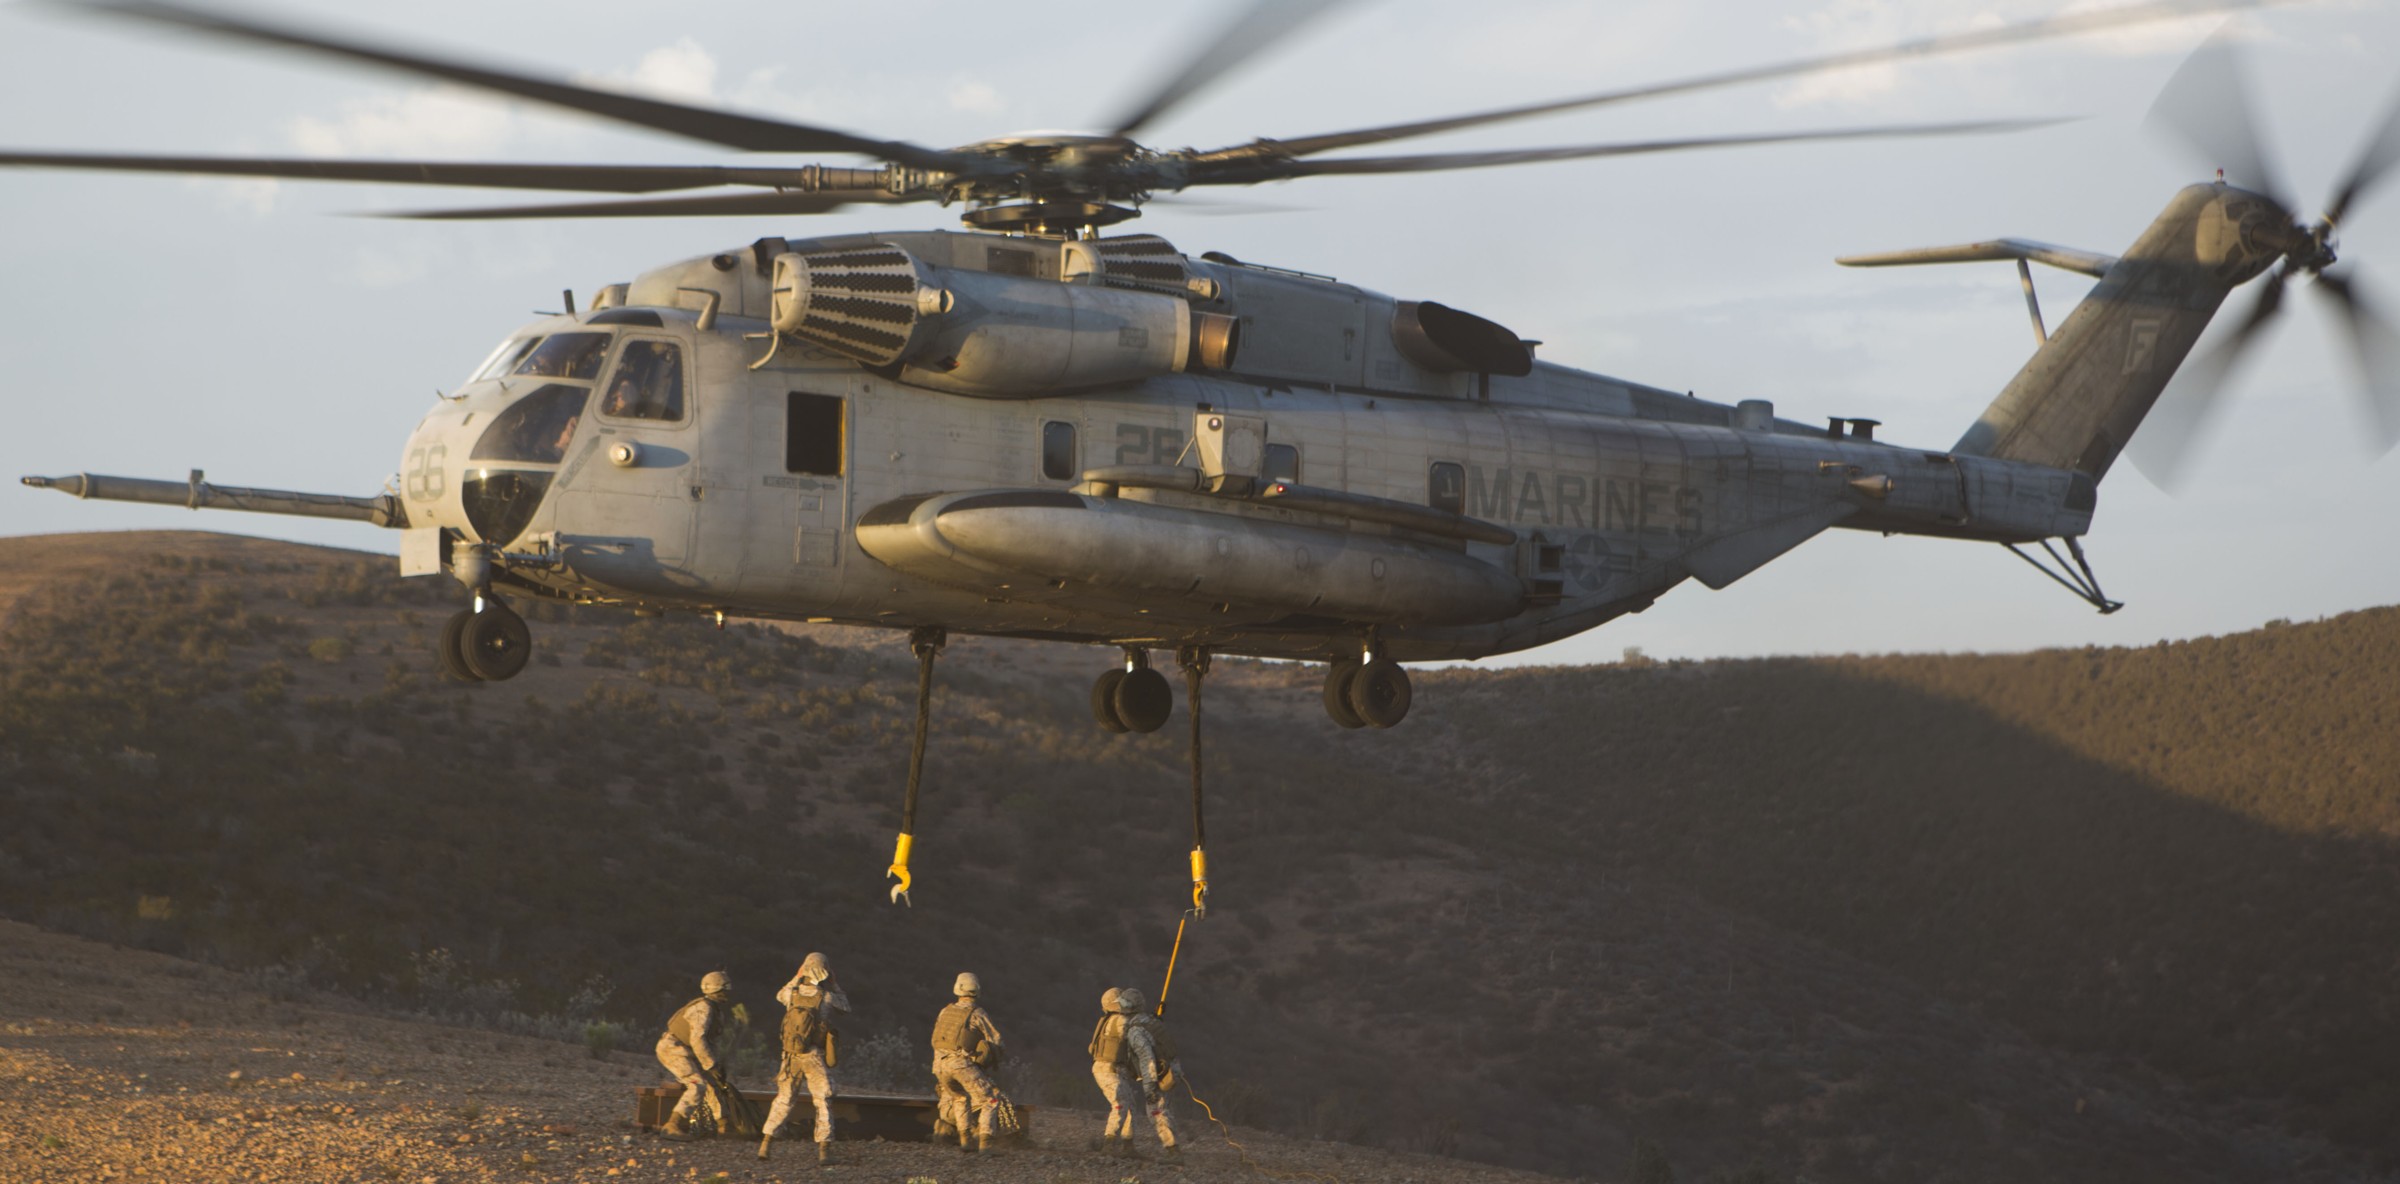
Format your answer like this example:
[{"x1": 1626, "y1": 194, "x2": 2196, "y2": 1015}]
[{"x1": 771, "y1": 243, "x2": 1224, "y2": 397}]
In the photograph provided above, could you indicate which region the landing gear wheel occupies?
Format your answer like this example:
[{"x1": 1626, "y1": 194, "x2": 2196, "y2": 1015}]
[
  {"x1": 1113, "y1": 666, "x2": 1173, "y2": 733},
  {"x1": 437, "y1": 609, "x2": 484, "y2": 682},
  {"x1": 458, "y1": 601, "x2": 532, "y2": 682},
  {"x1": 1346, "y1": 657, "x2": 1412, "y2": 728},
  {"x1": 1322, "y1": 659, "x2": 1366, "y2": 729},
  {"x1": 1091, "y1": 669, "x2": 1131, "y2": 733}
]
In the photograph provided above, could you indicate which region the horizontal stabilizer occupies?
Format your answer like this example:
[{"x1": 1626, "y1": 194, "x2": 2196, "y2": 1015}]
[
  {"x1": 1682, "y1": 504, "x2": 1857, "y2": 590},
  {"x1": 1838, "y1": 237, "x2": 2118, "y2": 278}
]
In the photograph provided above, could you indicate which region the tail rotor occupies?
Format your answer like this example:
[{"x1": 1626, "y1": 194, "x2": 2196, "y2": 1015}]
[{"x1": 2127, "y1": 28, "x2": 2400, "y2": 486}]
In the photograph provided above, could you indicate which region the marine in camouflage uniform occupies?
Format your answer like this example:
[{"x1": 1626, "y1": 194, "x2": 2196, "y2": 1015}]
[
  {"x1": 1087, "y1": 987, "x2": 1140, "y2": 1153},
  {"x1": 929, "y1": 972, "x2": 1010, "y2": 1152},
  {"x1": 654, "y1": 971, "x2": 735, "y2": 1135},
  {"x1": 759, "y1": 952, "x2": 849, "y2": 1163},
  {"x1": 1118, "y1": 987, "x2": 1180, "y2": 1155}
]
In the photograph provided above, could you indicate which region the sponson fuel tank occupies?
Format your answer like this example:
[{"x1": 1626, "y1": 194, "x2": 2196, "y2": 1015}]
[{"x1": 856, "y1": 490, "x2": 1525, "y2": 626}]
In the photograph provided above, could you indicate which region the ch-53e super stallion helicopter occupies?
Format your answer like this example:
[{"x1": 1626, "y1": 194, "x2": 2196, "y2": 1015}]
[{"x1": 17, "y1": 1, "x2": 2400, "y2": 904}]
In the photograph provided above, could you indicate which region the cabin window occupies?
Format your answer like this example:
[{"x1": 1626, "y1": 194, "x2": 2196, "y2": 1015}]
[
  {"x1": 515, "y1": 332, "x2": 612, "y2": 380},
  {"x1": 1262, "y1": 443, "x2": 1300, "y2": 484},
  {"x1": 1041, "y1": 421, "x2": 1078, "y2": 481},
  {"x1": 1429, "y1": 462, "x2": 1465, "y2": 514},
  {"x1": 600, "y1": 340, "x2": 685, "y2": 422},
  {"x1": 787, "y1": 392, "x2": 844, "y2": 475},
  {"x1": 470, "y1": 384, "x2": 587, "y2": 464}
]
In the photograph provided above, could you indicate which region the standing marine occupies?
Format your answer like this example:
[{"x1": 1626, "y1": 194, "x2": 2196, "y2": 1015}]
[
  {"x1": 759, "y1": 952, "x2": 850, "y2": 1165},
  {"x1": 1087, "y1": 987, "x2": 1139, "y2": 1154},
  {"x1": 1118, "y1": 986, "x2": 1182, "y2": 1158},
  {"x1": 655, "y1": 970, "x2": 737, "y2": 1136},
  {"x1": 929, "y1": 971, "x2": 1011, "y2": 1153}
]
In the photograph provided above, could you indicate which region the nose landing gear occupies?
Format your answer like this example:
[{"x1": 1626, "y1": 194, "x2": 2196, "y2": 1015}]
[
  {"x1": 437, "y1": 543, "x2": 532, "y2": 682},
  {"x1": 438, "y1": 596, "x2": 532, "y2": 682}
]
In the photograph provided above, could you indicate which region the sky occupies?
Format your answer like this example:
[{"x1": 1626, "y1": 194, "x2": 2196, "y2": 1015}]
[{"x1": 0, "y1": 0, "x2": 2393, "y2": 668}]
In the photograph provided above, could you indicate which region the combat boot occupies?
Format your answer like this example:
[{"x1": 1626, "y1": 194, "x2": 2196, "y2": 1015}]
[
  {"x1": 1162, "y1": 1143, "x2": 1183, "y2": 1160},
  {"x1": 756, "y1": 1133, "x2": 773, "y2": 1160},
  {"x1": 817, "y1": 1140, "x2": 833, "y2": 1165},
  {"x1": 977, "y1": 1130, "x2": 994, "y2": 1153}
]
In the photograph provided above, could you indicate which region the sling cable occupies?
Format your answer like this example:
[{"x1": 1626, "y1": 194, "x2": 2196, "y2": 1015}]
[
  {"x1": 886, "y1": 626, "x2": 945, "y2": 905},
  {"x1": 1177, "y1": 644, "x2": 1211, "y2": 917}
]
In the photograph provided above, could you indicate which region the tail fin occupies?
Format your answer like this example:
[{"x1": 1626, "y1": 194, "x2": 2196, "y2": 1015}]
[{"x1": 1947, "y1": 183, "x2": 2281, "y2": 479}]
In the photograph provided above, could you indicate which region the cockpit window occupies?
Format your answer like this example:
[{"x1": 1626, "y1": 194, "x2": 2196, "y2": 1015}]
[
  {"x1": 470, "y1": 383, "x2": 588, "y2": 464},
  {"x1": 471, "y1": 336, "x2": 539, "y2": 383},
  {"x1": 515, "y1": 332, "x2": 612, "y2": 380},
  {"x1": 599, "y1": 340, "x2": 685, "y2": 422}
]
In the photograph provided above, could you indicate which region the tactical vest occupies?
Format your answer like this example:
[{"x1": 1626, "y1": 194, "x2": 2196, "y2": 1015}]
[
  {"x1": 931, "y1": 1002, "x2": 977, "y2": 1053},
  {"x1": 782, "y1": 986, "x2": 829, "y2": 1057},
  {"x1": 666, "y1": 996, "x2": 713, "y2": 1049},
  {"x1": 1133, "y1": 1015, "x2": 1177, "y2": 1065},
  {"x1": 1088, "y1": 1014, "x2": 1126, "y2": 1065}
]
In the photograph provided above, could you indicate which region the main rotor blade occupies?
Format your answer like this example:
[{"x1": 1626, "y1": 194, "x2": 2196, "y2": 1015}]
[
  {"x1": 0, "y1": 150, "x2": 859, "y2": 194},
  {"x1": 1188, "y1": 119, "x2": 2066, "y2": 184},
  {"x1": 2126, "y1": 268, "x2": 2287, "y2": 489},
  {"x1": 1215, "y1": 0, "x2": 2267, "y2": 160},
  {"x1": 2144, "y1": 23, "x2": 2290, "y2": 210},
  {"x1": 63, "y1": 1, "x2": 985, "y2": 174},
  {"x1": 380, "y1": 189, "x2": 919, "y2": 220},
  {"x1": 2312, "y1": 271, "x2": 2400, "y2": 451},
  {"x1": 2326, "y1": 80, "x2": 2400, "y2": 228},
  {"x1": 1106, "y1": 0, "x2": 1351, "y2": 138}
]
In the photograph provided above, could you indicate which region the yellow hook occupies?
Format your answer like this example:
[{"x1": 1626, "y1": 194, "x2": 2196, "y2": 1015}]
[
  {"x1": 1188, "y1": 846, "x2": 1209, "y2": 917},
  {"x1": 887, "y1": 832, "x2": 915, "y2": 906}
]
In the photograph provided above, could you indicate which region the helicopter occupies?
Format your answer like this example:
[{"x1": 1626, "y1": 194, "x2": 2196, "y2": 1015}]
[{"x1": 13, "y1": 1, "x2": 2399, "y2": 900}]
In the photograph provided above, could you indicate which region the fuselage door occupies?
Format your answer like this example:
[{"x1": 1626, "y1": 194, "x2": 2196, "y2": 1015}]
[{"x1": 554, "y1": 333, "x2": 697, "y2": 575}]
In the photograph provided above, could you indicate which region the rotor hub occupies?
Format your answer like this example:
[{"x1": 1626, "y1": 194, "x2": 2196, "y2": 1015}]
[{"x1": 962, "y1": 199, "x2": 1141, "y2": 237}]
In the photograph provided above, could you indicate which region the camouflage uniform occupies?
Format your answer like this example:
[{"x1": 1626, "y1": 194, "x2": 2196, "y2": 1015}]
[
  {"x1": 655, "y1": 973, "x2": 735, "y2": 1133},
  {"x1": 762, "y1": 953, "x2": 849, "y2": 1147},
  {"x1": 1088, "y1": 988, "x2": 1139, "y2": 1144},
  {"x1": 1119, "y1": 987, "x2": 1179, "y2": 1150},
  {"x1": 929, "y1": 974, "x2": 1008, "y2": 1150}
]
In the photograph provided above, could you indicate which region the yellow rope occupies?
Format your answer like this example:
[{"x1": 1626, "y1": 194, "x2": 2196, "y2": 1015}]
[{"x1": 1181, "y1": 1072, "x2": 1345, "y2": 1184}]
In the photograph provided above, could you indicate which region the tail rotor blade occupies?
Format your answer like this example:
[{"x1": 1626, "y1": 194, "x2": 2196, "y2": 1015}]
[
  {"x1": 2312, "y1": 271, "x2": 2400, "y2": 452},
  {"x1": 2126, "y1": 269, "x2": 2288, "y2": 488},
  {"x1": 2146, "y1": 25, "x2": 2290, "y2": 211},
  {"x1": 2325, "y1": 81, "x2": 2400, "y2": 229}
]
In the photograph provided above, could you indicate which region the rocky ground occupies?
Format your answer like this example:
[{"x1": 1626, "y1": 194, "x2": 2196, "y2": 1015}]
[{"x1": 0, "y1": 920, "x2": 1568, "y2": 1184}]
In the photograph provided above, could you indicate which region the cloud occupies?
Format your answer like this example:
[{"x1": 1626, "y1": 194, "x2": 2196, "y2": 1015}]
[
  {"x1": 603, "y1": 37, "x2": 721, "y2": 103},
  {"x1": 947, "y1": 78, "x2": 1005, "y2": 116},
  {"x1": 286, "y1": 87, "x2": 517, "y2": 158},
  {"x1": 186, "y1": 176, "x2": 281, "y2": 218}
]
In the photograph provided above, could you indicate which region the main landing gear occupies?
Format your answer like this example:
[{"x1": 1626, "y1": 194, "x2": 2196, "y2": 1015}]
[
  {"x1": 1089, "y1": 643, "x2": 1415, "y2": 732},
  {"x1": 1091, "y1": 649, "x2": 1174, "y2": 733},
  {"x1": 1323, "y1": 647, "x2": 1411, "y2": 729},
  {"x1": 437, "y1": 596, "x2": 532, "y2": 682}
]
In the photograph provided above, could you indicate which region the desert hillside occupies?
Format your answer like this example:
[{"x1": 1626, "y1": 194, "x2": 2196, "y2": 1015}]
[{"x1": 2, "y1": 530, "x2": 2395, "y2": 1183}]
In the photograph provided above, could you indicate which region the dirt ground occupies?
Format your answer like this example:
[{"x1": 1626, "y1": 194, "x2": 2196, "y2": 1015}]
[{"x1": 0, "y1": 920, "x2": 1568, "y2": 1184}]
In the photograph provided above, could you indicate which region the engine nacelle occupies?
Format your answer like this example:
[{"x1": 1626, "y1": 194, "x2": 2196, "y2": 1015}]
[{"x1": 770, "y1": 243, "x2": 1221, "y2": 397}]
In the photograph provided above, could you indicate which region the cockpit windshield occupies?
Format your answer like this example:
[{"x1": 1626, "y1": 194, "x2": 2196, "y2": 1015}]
[
  {"x1": 515, "y1": 332, "x2": 612, "y2": 380},
  {"x1": 470, "y1": 383, "x2": 588, "y2": 464},
  {"x1": 470, "y1": 336, "x2": 539, "y2": 384}
]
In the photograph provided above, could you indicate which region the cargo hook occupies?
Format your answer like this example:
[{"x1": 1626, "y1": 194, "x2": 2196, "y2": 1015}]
[{"x1": 887, "y1": 626, "x2": 946, "y2": 905}]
